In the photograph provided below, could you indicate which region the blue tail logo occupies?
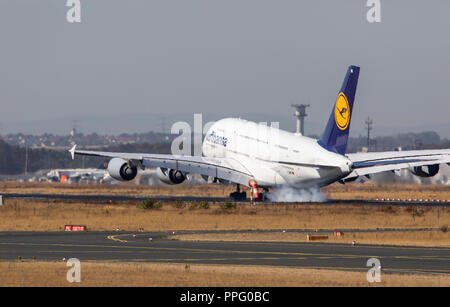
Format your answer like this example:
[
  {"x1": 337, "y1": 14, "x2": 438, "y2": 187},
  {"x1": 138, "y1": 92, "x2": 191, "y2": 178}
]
[{"x1": 319, "y1": 65, "x2": 360, "y2": 155}]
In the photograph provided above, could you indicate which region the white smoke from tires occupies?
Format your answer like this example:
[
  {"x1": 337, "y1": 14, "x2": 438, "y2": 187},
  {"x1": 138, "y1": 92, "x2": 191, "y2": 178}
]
[{"x1": 266, "y1": 186, "x2": 327, "y2": 202}]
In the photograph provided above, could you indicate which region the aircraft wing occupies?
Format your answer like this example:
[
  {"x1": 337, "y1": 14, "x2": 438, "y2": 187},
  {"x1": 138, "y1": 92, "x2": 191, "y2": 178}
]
[
  {"x1": 344, "y1": 149, "x2": 450, "y2": 179},
  {"x1": 69, "y1": 146, "x2": 254, "y2": 186}
]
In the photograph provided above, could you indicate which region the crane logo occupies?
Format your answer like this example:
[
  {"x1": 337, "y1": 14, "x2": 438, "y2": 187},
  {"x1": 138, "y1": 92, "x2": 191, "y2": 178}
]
[{"x1": 334, "y1": 92, "x2": 350, "y2": 130}]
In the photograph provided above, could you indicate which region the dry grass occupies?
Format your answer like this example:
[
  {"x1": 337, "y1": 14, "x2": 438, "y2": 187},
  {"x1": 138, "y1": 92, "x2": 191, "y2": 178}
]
[
  {"x1": 0, "y1": 181, "x2": 236, "y2": 197},
  {"x1": 1, "y1": 261, "x2": 449, "y2": 287},
  {"x1": 323, "y1": 183, "x2": 450, "y2": 201},
  {"x1": 0, "y1": 199, "x2": 449, "y2": 232},
  {"x1": 2, "y1": 182, "x2": 449, "y2": 287},
  {"x1": 173, "y1": 230, "x2": 450, "y2": 247}
]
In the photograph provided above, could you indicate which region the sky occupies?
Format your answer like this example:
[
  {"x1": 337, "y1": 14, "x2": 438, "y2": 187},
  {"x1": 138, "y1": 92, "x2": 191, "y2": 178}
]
[{"x1": 0, "y1": 0, "x2": 449, "y2": 137}]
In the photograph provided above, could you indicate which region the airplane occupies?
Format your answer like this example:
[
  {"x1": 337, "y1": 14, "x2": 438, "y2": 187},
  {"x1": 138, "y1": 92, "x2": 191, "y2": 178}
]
[
  {"x1": 69, "y1": 65, "x2": 450, "y2": 201},
  {"x1": 45, "y1": 160, "x2": 111, "y2": 183}
]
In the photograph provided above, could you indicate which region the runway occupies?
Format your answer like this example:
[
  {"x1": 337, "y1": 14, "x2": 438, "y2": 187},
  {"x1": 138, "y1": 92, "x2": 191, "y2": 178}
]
[
  {"x1": 2, "y1": 192, "x2": 450, "y2": 207},
  {"x1": 1, "y1": 231, "x2": 449, "y2": 274}
]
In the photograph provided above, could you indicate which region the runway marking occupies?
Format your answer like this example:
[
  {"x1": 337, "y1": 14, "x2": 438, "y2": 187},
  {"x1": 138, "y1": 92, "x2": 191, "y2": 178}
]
[
  {"x1": 107, "y1": 235, "x2": 128, "y2": 243},
  {"x1": 1, "y1": 241, "x2": 449, "y2": 263},
  {"x1": 394, "y1": 255, "x2": 450, "y2": 261},
  {"x1": 4, "y1": 248, "x2": 447, "y2": 274},
  {"x1": 174, "y1": 239, "x2": 450, "y2": 252},
  {"x1": 0, "y1": 241, "x2": 373, "y2": 260}
]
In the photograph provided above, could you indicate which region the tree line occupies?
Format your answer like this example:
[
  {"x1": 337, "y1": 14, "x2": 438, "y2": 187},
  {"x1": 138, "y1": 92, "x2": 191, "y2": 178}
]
[{"x1": 0, "y1": 140, "x2": 171, "y2": 175}]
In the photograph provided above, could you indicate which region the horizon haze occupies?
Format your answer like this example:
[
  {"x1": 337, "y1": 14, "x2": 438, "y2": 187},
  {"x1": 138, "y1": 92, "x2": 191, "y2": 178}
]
[{"x1": 1, "y1": 1, "x2": 449, "y2": 137}]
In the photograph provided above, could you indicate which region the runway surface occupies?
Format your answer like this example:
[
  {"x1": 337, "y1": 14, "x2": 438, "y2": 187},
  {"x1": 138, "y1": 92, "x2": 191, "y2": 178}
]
[
  {"x1": 0, "y1": 231, "x2": 449, "y2": 274},
  {"x1": 2, "y1": 192, "x2": 450, "y2": 207}
]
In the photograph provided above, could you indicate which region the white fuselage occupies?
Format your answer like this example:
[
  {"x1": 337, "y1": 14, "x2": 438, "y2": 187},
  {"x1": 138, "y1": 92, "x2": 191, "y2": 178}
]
[{"x1": 202, "y1": 118, "x2": 352, "y2": 188}]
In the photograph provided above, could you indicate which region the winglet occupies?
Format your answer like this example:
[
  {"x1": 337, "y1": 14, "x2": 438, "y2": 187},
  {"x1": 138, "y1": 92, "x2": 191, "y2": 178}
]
[{"x1": 69, "y1": 145, "x2": 77, "y2": 160}]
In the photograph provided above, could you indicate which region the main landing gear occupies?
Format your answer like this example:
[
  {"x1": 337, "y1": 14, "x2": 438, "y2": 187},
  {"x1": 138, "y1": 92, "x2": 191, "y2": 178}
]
[
  {"x1": 229, "y1": 184, "x2": 247, "y2": 201},
  {"x1": 229, "y1": 181, "x2": 267, "y2": 203}
]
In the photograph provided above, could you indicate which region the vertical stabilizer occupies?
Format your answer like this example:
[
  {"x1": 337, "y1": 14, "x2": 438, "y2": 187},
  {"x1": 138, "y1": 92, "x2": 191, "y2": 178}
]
[{"x1": 319, "y1": 65, "x2": 360, "y2": 155}]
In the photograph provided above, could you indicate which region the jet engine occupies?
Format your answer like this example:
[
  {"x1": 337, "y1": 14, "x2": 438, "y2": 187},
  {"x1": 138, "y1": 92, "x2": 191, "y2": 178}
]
[
  {"x1": 156, "y1": 167, "x2": 186, "y2": 185},
  {"x1": 107, "y1": 158, "x2": 138, "y2": 181},
  {"x1": 410, "y1": 164, "x2": 440, "y2": 178}
]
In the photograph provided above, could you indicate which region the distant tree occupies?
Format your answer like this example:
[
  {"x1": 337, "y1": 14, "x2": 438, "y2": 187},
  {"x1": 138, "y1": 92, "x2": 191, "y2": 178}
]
[{"x1": 0, "y1": 140, "x2": 171, "y2": 175}]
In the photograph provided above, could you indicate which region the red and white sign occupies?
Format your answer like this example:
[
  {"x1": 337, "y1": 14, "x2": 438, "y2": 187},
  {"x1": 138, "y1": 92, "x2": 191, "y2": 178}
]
[{"x1": 65, "y1": 225, "x2": 86, "y2": 232}]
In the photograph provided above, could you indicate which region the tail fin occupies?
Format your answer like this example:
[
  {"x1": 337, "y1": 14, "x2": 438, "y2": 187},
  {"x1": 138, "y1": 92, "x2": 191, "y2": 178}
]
[{"x1": 319, "y1": 65, "x2": 360, "y2": 155}]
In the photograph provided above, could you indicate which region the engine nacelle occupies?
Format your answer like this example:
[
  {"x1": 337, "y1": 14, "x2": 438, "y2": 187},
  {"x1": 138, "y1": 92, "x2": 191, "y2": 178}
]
[
  {"x1": 156, "y1": 167, "x2": 186, "y2": 185},
  {"x1": 410, "y1": 164, "x2": 440, "y2": 178},
  {"x1": 107, "y1": 158, "x2": 138, "y2": 181}
]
